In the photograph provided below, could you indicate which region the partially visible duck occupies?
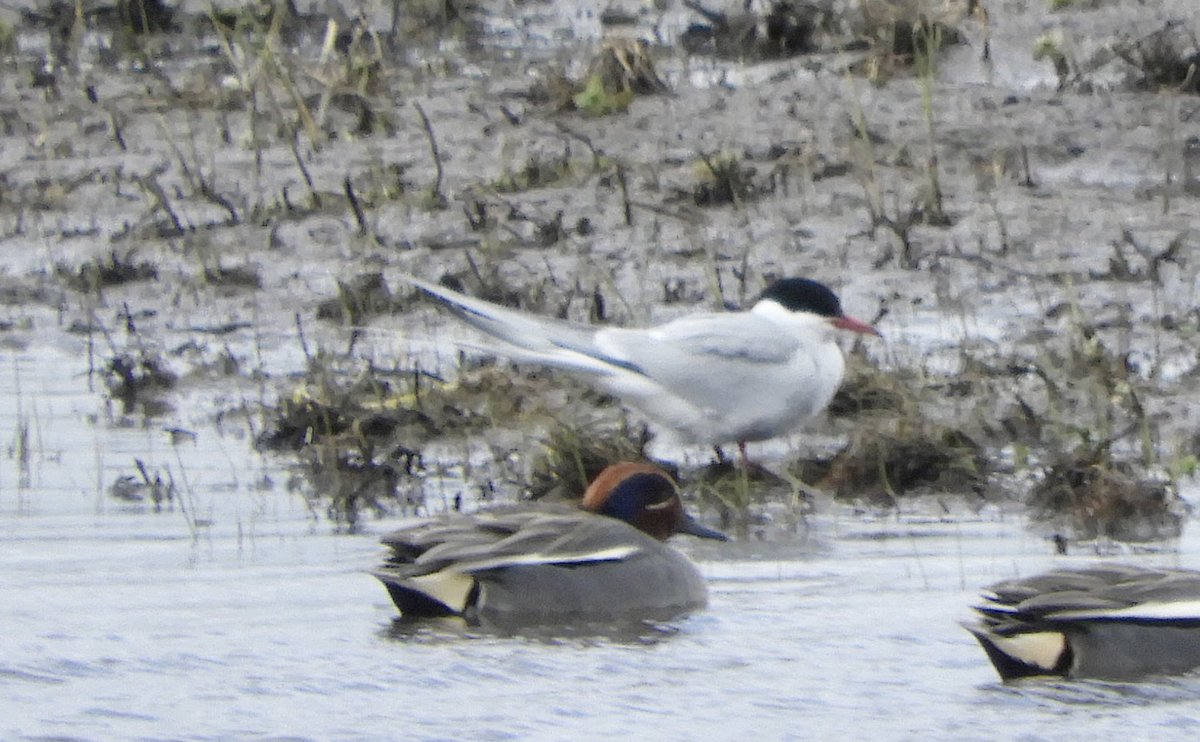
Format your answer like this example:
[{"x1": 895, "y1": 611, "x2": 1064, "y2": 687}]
[
  {"x1": 373, "y1": 462, "x2": 727, "y2": 627},
  {"x1": 965, "y1": 564, "x2": 1200, "y2": 681}
]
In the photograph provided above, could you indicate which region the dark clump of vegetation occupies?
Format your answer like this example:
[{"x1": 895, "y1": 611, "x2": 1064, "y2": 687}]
[
  {"x1": 532, "y1": 38, "x2": 669, "y2": 116},
  {"x1": 113, "y1": 0, "x2": 177, "y2": 33},
  {"x1": 408, "y1": 364, "x2": 582, "y2": 436},
  {"x1": 58, "y1": 250, "x2": 159, "y2": 293},
  {"x1": 691, "y1": 459, "x2": 806, "y2": 537},
  {"x1": 109, "y1": 458, "x2": 176, "y2": 510},
  {"x1": 690, "y1": 152, "x2": 774, "y2": 208},
  {"x1": 316, "y1": 272, "x2": 397, "y2": 325},
  {"x1": 258, "y1": 366, "x2": 431, "y2": 451},
  {"x1": 105, "y1": 350, "x2": 177, "y2": 415},
  {"x1": 259, "y1": 365, "x2": 427, "y2": 530},
  {"x1": 680, "y1": 0, "x2": 824, "y2": 60},
  {"x1": 1114, "y1": 22, "x2": 1200, "y2": 95},
  {"x1": 299, "y1": 439, "x2": 420, "y2": 531},
  {"x1": 806, "y1": 359, "x2": 993, "y2": 504},
  {"x1": 982, "y1": 293, "x2": 1195, "y2": 543},
  {"x1": 853, "y1": 0, "x2": 978, "y2": 81},
  {"x1": 261, "y1": 357, "x2": 612, "y2": 527},
  {"x1": 22, "y1": 0, "x2": 176, "y2": 34},
  {"x1": 880, "y1": 15, "x2": 957, "y2": 64},
  {"x1": 798, "y1": 421, "x2": 989, "y2": 503},
  {"x1": 491, "y1": 154, "x2": 575, "y2": 194},
  {"x1": 262, "y1": 350, "x2": 611, "y2": 456},
  {"x1": 203, "y1": 263, "x2": 262, "y2": 290},
  {"x1": 827, "y1": 362, "x2": 912, "y2": 417},
  {"x1": 1028, "y1": 445, "x2": 1188, "y2": 543},
  {"x1": 526, "y1": 422, "x2": 665, "y2": 501}
]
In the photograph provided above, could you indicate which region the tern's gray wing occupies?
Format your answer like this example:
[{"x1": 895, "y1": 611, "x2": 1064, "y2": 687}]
[
  {"x1": 656, "y1": 312, "x2": 801, "y2": 363},
  {"x1": 592, "y1": 313, "x2": 808, "y2": 410},
  {"x1": 599, "y1": 312, "x2": 799, "y2": 369}
]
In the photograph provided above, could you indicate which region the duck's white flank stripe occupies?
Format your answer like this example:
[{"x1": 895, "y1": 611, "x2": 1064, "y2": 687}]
[
  {"x1": 1050, "y1": 600, "x2": 1200, "y2": 621},
  {"x1": 989, "y1": 631, "x2": 1066, "y2": 671},
  {"x1": 408, "y1": 572, "x2": 476, "y2": 613},
  {"x1": 457, "y1": 545, "x2": 640, "y2": 573}
]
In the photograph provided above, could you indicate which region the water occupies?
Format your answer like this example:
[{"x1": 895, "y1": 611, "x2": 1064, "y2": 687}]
[
  {"x1": 4, "y1": 345, "x2": 1200, "y2": 741},
  {"x1": 5, "y1": 0, "x2": 1200, "y2": 734}
]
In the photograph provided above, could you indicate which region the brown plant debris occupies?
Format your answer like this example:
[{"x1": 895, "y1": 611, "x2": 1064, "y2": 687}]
[
  {"x1": 854, "y1": 0, "x2": 974, "y2": 78},
  {"x1": 23, "y1": 0, "x2": 176, "y2": 34},
  {"x1": 800, "y1": 421, "x2": 988, "y2": 502},
  {"x1": 688, "y1": 458, "x2": 804, "y2": 535},
  {"x1": 1028, "y1": 447, "x2": 1188, "y2": 543},
  {"x1": 826, "y1": 362, "x2": 912, "y2": 417},
  {"x1": 109, "y1": 458, "x2": 177, "y2": 510},
  {"x1": 588, "y1": 37, "x2": 670, "y2": 96},
  {"x1": 533, "y1": 38, "x2": 670, "y2": 115},
  {"x1": 316, "y1": 272, "x2": 397, "y2": 324},
  {"x1": 204, "y1": 263, "x2": 262, "y2": 289},
  {"x1": 105, "y1": 350, "x2": 177, "y2": 415},
  {"x1": 680, "y1": 0, "x2": 824, "y2": 60},
  {"x1": 258, "y1": 367, "x2": 430, "y2": 451},
  {"x1": 258, "y1": 366, "x2": 428, "y2": 528},
  {"x1": 1113, "y1": 21, "x2": 1200, "y2": 95},
  {"x1": 260, "y1": 356, "x2": 626, "y2": 523},
  {"x1": 58, "y1": 250, "x2": 159, "y2": 292},
  {"x1": 299, "y1": 438, "x2": 420, "y2": 531},
  {"x1": 525, "y1": 421, "x2": 665, "y2": 502},
  {"x1": 690, "y1": 152, "x2": 774, "y2": 207}
]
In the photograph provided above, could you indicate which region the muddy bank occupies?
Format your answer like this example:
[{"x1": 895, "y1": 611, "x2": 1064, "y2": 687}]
[{"x1": 1, "y1": 0, "x2": 1198, "y2": 542}]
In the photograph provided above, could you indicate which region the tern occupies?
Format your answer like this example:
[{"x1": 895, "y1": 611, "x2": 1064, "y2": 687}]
[{"x1": 402, "y1": 275, "x2": 879, "y2": 461}]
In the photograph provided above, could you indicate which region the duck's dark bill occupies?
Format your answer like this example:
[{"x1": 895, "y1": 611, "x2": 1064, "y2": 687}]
[{"x1": 677, "y1": 513, "x2": 729, "y2": 541}]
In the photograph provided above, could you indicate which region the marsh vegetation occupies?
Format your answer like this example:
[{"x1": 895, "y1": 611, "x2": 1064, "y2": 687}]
[{"x1": 2, "y1": 0, "x2": 1198, "y2": 550}]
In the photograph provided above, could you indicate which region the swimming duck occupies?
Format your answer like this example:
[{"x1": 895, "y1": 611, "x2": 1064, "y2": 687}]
[
  {"x1": 965, "y1": 564, "x2": 1200, "y2": 680},
  {"x1": 373, "y1": 462, "x2": 727, "y2": 627},
  {"x1": 402, "y1": 274, "x2": 878, "y2": 463}
]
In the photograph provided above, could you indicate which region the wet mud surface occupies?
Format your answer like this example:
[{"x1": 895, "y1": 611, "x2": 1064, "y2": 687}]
[{"x1": 2, "y1": 0, "x2": 1199, "y2": 541}]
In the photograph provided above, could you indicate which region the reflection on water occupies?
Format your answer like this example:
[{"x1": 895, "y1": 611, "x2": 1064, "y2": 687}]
[
  {"x1": 5, "y1": 345, "x2": 1200, "y2": 741},
  {"x1": 988, "y1": 675, "x2": 1200, "y2": 709},
  {"x1": 383, "y1": 615, "x2": 683, "y2": 647}
]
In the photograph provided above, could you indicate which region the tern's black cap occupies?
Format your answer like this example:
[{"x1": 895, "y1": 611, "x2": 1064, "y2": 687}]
[{"x1": 758, "y1": 278, "x2": 843, "y2": 317}]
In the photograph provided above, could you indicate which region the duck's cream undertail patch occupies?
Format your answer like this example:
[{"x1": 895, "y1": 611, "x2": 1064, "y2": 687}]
[
  {"x1": 1051, "y1": 599, "x2": 1200, "y2": 621},
  {"x1": 458, "y1": 545, "x2": 640, "y2": 573},
  {"x1": 407, "y1": 572, "x2": 476, "y2": 613},
  {"x1": 989, "y1": 631, "x2": 1067, "y2": 671}
]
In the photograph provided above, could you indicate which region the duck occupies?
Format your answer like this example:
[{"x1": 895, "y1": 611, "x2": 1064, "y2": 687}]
[
  {"x1": 373, "y1": 462, "x2": 728, "y2": 627},
  {"x1": 400, "y1": 274, "x2": 879, "y2": 463},
  {"x1": 964, "y1": 564, "x2": 1200, "y2": 681}
]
